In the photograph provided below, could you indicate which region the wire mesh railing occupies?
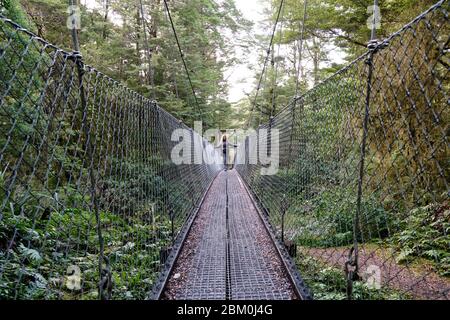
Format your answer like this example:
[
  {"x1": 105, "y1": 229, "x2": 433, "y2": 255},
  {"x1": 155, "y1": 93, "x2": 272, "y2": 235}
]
[
  {"x1": 236, "y1": 0, "x2": 449, "y2": 300},
  {"x1": 0, "y1": 15, "x2": 222, "y2": 299}
]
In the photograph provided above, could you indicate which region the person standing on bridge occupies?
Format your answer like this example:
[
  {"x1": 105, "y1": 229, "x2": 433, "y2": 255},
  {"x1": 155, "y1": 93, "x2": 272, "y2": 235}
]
[{"x1": 217, "y1": 135, "x2": 237, "y2": 170}]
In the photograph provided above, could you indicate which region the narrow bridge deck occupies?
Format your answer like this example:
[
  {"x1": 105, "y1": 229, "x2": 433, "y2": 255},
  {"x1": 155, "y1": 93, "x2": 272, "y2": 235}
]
[{"x1": 163, "y1": 170, "x2": 296, "y2": 300}]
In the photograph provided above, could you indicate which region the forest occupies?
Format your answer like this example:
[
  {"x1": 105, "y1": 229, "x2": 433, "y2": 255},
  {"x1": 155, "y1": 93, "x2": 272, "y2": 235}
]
[
  {"x1": 0, "y1": 0, "x2": 448, "y2": 300},
  {"x1": 3, "y1": 1, "x2": 440, "y2": 126}
]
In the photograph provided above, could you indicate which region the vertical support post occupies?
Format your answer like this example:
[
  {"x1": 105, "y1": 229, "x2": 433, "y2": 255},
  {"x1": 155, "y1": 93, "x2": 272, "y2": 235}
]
[
  {"x1": 189, "y1": 128, "x2": 197, "y2": 206},
  {"x1": 268, "y1": 116, "x2": 274, "y2": 158},
  {"x1": 169, "y1": 208, "x2": 175, "y2": 245},
  {"x1": 280, "y1": 194, "x2": 288, "y2": 243},
  {"x1": 138, "y1": 0, "x2": 156, "y2": 99},
  {"x1": 232, "y1": 129, "x2": 237, "y2": 169},
  {"x1": 69, "y1": 0, "x2": 111, "y2": 300},
  {"x1": 281, "y1": 101, "x2": 297, "y2": 243},
  {"x1": 287, "y1": 100, "x2": 297, "y2": 168},
  {"x1": 270, "y1": 43, "x2": 276, "y2": 118},
  {"x1": 69, "y1": 0, "x2": 80, "y2": 52},
  {"x1": 370, "y1": 0, "x2": 379, "y2": 42},
  {"x1": 294, "y1": 0, "x2": 307, "y2": 107},
  {"x1": 347, "y1": 0, "x2": 379, "y2": 300}
]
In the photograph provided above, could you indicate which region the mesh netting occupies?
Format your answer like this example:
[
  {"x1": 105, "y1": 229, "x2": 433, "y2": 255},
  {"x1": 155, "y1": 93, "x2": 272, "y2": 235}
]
[
  {"x1": 0, "y1": 15, "x2": 222, "y2": 299},
  {"x1": 236, "y1": 0, "x2": 449, "y2": 300}
]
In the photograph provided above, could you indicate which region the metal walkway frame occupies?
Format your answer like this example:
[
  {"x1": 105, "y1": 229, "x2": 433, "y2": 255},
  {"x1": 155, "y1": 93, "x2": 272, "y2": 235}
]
[{"x1": 150, "y1": 170, "x2": 312, "y2": 300}]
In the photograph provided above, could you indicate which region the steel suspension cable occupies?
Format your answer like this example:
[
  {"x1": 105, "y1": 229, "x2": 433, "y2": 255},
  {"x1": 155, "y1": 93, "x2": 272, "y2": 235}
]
[
  {"x1": 162, "y1": 0, "x2": 203, "y2": 122},
  {"x1": 294, "y1": 0, "x2": 308, "y2": 100},
  {"x1": 247, "y1": 0, "x2": 285, "y2": 128},
  {"x1": 138, "y1": 0, "x2": 156, "y2": 99},
  {"x1": 270, "y1": 3, "x2": 285, "y2": 118}
]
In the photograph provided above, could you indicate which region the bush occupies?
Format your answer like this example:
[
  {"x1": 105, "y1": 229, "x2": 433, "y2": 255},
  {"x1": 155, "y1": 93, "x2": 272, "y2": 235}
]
[
  {"x1": 290, "y1": 187, "x2": 393, "y2": 247},
  {"x1": 296, "y1": 255, "x2": 409, "y2": 300},
  {"x1": 390, "y1": 201, "x2": 449, "y2": 276},
  {"x1": 0, "y1": 199, "x2": 171, "y2": 299}
]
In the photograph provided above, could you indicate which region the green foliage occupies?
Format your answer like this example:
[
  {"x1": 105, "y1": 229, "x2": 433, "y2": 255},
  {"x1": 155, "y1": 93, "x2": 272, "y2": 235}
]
[
  {"x1": 1, "y1": 0, "x2": 30, "y2": 27},
  {"x1": 0, "y1": 1, "x2": 208, "y2": 299},
  {"x1": 0, "y1": 155, "x2": 173, "y2": 299},
  {"x1": 1, "y1": 0, "x2": 448, "y2": 301},
  {"x1": 14, "y1": 0, "x2": 250, "y2": 129},
  {"x1": 296, "y1": 255, "x2": 409, "y2": 300},
  {"x1": 0, "y1": 202, "x2": 171, "y2": 299},
  {"x1": 390, "y1": 202, "x2": 450, "y2": 276},
  {"x1": 290, "y1": 187, "x2": 392, "y2": 247}
]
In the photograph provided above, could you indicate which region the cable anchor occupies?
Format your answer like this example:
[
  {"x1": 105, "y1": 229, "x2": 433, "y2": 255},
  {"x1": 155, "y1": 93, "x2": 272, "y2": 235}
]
[
  {"x1": 99, "y1": 256, "x2": 112, "y2": 300},
  {"x1": 344, "y1": 246, "x2": 360, "y2": 299}
]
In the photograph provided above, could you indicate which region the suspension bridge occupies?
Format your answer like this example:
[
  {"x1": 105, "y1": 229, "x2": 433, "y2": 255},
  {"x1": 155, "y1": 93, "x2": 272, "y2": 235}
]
[{"x1": 0, "y1": 0, "x2": 449, "y2": 300}]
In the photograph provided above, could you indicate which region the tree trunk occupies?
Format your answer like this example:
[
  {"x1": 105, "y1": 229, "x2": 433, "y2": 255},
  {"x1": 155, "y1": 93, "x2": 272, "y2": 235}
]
[
  {"x1": 102, "y1": 0, "x2": 110, "y2": 40},
  {"x1": 312, "y1": 37, "x2": 320, "y2": 86},
  {"x1": 136, "y1": 6, "x2": 142, "y2": 84}
]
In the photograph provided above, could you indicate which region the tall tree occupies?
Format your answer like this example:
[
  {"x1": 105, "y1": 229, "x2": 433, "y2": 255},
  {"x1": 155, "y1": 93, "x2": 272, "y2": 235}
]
[{"x1": 12, "y1": 0, "x2": 250, "y2": 128}]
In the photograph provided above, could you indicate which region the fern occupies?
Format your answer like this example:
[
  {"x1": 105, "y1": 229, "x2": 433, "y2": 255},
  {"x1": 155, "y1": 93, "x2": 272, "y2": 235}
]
[{"x1": 18, "y1": 243, "x2": 42, "y2": 264}]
